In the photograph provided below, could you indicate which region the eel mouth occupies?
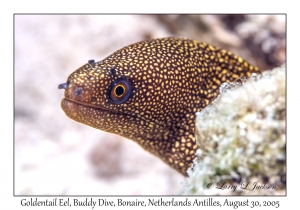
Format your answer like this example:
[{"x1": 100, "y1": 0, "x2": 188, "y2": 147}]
[
  {"x1": 61, "y1": 98, "x2": 114, "y2": 112},
  {"x1": 61, "y1": 97, "x2": 168, "y2": 128},
  {"x1": 61, "y1": 97, "x2": 120, "y2": 115}
]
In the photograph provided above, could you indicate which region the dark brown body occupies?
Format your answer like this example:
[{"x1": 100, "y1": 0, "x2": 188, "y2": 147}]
[{"x1": 60, "y1": 38, "x2": 260, "y2": 175}]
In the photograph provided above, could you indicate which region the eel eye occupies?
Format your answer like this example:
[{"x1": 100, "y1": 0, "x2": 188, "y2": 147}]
[
  {"x1": 109, "y1": 78, "x2": 132, "y2": 104},
  {"x1": 114, "y1": 85, "x2": 125, "y2": 97}
]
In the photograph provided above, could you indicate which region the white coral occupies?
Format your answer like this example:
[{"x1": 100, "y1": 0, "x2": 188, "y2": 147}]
[{"x1": 182, "y1": 65, "x2": 286, "y2": 195}]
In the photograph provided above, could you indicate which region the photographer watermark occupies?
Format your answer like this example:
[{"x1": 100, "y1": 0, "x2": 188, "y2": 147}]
[{"x1": 206, "y1": 181, "x2": 277, "y2": 192}]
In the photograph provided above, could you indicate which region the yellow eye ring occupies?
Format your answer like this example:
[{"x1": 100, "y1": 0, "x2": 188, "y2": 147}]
[
  {"x1": 114, "y1": 84, "x2": 126, "y2": 98},
  {"x1": 109, "y1": 78, "x2": 132, "y2": 104}
]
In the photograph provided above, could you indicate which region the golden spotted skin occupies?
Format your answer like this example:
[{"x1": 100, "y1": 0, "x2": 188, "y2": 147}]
[{"x1": 60, "y1": 37, "x2": 260, "y2": 176}]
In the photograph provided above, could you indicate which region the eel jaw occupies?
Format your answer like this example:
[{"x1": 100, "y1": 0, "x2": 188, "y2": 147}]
[{"x1": 60, "y1": 98, "x2": 119, "y2": 131}]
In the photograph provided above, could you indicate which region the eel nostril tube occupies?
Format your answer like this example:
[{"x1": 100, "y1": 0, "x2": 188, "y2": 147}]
[{"x1": 58, "y1": 83, "x2": 68, "y2": 89}]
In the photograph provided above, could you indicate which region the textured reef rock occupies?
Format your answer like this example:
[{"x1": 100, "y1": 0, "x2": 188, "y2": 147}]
[{"x1": 182, "y1": 65, "x2": 286, "y2": 195}]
